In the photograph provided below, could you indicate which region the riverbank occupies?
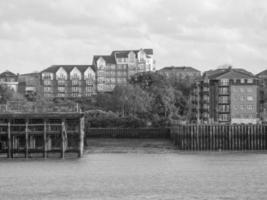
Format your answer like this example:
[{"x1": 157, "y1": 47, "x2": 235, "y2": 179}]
[{"x1": 85, "y1": 138, "x2": 177, "y2": 154}]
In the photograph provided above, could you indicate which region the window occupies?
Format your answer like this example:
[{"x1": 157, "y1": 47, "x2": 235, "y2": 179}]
[
  {"x1": 220, "y1": 79, "x2": 229, "y2": 86},
  {"x1": 57, "y1": 93, "x2": 65, "y2": 97},
  {"x1": 247, "y1": 96, "x2": 253, "y2": 101},
  {"x1": 72, "y1": 87, "x2": 80, "y2": 92},
  {"x1": 219, "y1": 96, "x2": 229, "y2": 104},
  {"x1": 86, "y1": 79, "x2": 93, "y2": 85},
  {"x1": 44, "y1": 80, "x2": 52, "y2": 86},
  {"x1": 219, "y1": 114, "x2": 229, "y2": 121},
  {"x1": 247, "y1": 79, "x2": 253, "y2": 84},
  {"x1": 44, "y1": 87, "x2": 51, "y2": 92},
  {"x1": 58, "y1": 80, "x2": 66, "y2": 86},
  {"x1": 240, "y1": 79, "x2": 245, "y2": 84},
  {"x1": 219, "y1": 87, "x2": 229, "y2": 95},
  {"x1": 58, "y1": 73, "x2": 66, "y2": 80},
  {"x1": 72, "y1": 80, "x2": 80, "y2": 86},
  {"x1": 58, "y1": 87, "x2": 66, "y2": 92},
  {"x1": 247, "y1": 105, "x2": 253, "y2": 110}
]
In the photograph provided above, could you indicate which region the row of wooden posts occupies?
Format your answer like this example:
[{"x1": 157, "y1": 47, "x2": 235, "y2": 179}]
[
  {"x1": 1, "y1": 121, "x2": 68, "y2": 158},
  {"x1": 0, "y1": 114, "x2": 85, "y2": 159},
  {"x1": 170, "y1": 124, "x2": 267, "y2": 151}
]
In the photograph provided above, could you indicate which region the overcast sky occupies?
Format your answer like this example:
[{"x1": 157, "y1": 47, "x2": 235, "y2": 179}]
[{"x1": 0, "y1": 0, "x2": 267, "y2": 74}]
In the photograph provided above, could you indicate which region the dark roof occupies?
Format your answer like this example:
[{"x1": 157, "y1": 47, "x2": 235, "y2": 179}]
[
  {"x1": 159, "y1": 66, "x2": 200, "y2": 73},
  {"x1": 92, "y1": 49, "x2": 153, "y2": 64},
  {"x1": 92, "y1": 55, "x2": 116, "y2": 65},
  {"x1": 41, "y1": 65, "x2": 96, "y2": 73},
  {"x1": 257, "y1": 69, "x2": 267, "y2": 77},
  {"x1": 19, "y1": 72, "x2": 40, "y2": 77},
  {"x1": 111, "y1": 49, "x2": 153, "y2": 58},
  {"x1": 0, "y1": 70, "x2": 17, "y2": 77},
  {"x1": 205, "y1": 68, "x2": 255, "y2": 80}
]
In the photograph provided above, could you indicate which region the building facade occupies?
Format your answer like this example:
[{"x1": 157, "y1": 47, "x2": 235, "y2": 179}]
[
  {"x1": 190, "y1": 67, "x2": 262, "y2": 124},
  {"x1": 157, "y1": 66, "x2": 201, "y2": 80},
  {"x1": 0, "y1": 71, "x2": 19, "y2": 92},
  {"x1": 92, "y1": 49, "x2": 155, "y2": 92},
  {"x1": 41, "y1": 65, "x2": 96, "y2": 98},
  {"x1": 257, "y1": 70, "x2": 267, "y2": 122}
]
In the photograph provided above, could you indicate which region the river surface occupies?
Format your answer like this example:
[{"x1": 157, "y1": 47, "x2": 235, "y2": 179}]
[{"x1": 1, "y1": 139, "x2": 267, "y2": 200}]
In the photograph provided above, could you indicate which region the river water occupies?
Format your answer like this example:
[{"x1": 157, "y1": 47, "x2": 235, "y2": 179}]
[{"x1": 1, "y1": 139, "x2": 267, "y2": 200}]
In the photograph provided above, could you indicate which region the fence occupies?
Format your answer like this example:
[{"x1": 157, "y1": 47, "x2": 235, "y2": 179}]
[
  {"x1": 170, "y1": 124, "x2": 267, "y2": 151},
  {"x1": 86, "y1": 128, "x2": 170, "y2": 138}
]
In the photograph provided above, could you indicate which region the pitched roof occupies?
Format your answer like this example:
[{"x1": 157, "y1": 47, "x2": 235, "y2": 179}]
[
  {"x1": 92, "y1": 55, "x2": 116, "y2": 65},
  {"x1": 41, "y1": 65, "x2": 96, "y2": 73},
  {"x1": 159, "y1": 66, "x2": 200, "y2": 73},
  {"x1": 111, "y1": 49, "x2": 153, "y2": 57},
  {"x1": 0, "y1": 70, "x2": 17, "y2": 77},
  {"x1": 92, "y1": 49, "x2": 153, "y2": 64},
  {"x1": 206, "y1": 68, "x2": 255, "y2": 80},
  {"x1": 257, "y1": 69, "x2": 267, "y2": 77}
]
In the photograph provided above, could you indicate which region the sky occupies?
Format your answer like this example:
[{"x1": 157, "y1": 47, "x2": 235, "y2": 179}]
[{"x1": 0, "y1": 0, "x2": 267, "y2": 74}]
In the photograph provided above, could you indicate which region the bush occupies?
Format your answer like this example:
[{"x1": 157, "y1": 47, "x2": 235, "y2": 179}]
[{"x1": 85, "y1": 110, "x2": 146, "y2": 128}]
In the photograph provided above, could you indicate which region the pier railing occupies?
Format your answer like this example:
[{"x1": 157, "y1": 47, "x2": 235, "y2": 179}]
[
  {"x1": 0, "y1": 101, "x2": 80, "y2": 113},
  {"x1": 170, "y1": 124, "x2": 267, "y2": 151}
]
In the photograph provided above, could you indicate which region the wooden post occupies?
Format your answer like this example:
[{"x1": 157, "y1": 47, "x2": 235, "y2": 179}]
[
  {"x1": 43, "y1": 120, "x2": 47, "y2": 158},
  {"x1": 7, "y1": 120, "x2": 11, "y2": 158},
  {"x1": 78, "y1": 116, "x2": 84, "y2": 158},
  {"x1": 61, "y1": 119, "x2": 65, "y2": 159},
  {"x1": 25, "y1": 119, "x2": 29, "y2": 158}
]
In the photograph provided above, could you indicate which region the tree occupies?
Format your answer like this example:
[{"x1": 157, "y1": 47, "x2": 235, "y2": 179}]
[{"x1": 0, "y1": 85, "x2": 14, "y2": 104}]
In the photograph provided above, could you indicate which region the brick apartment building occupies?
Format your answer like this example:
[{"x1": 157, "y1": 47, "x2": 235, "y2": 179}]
[
  {"x1": 41, "y1": 65, "x2": 96, "y2": 98},
  {"x1": 157, "y1": 66, "x2": 201, "y2": 80},
  {"x1": 257, "y1": 69, "x2": 267, "y2": 122},
  {"x1": 190, "y1": 67, "x2": 262, "y2": 124},
  {"x1": 92, "y1": 48, "x2": 155, "y2": 92}
]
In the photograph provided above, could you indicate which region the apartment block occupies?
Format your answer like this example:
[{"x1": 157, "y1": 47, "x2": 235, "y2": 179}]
[
  {"x1": 190, "y1": 67, "x2": 262, "y2": 124},
  {"x1": 41, "y1": 65, "x2": 96, "y2": 98},
  {"x1": 257, "y1": 69, "x2": 267, "y2": 122},
  {"x1": 92, "y1": 48, "x2": 155, "y2": 92}
]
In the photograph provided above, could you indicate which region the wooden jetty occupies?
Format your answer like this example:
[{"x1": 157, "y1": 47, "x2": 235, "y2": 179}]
[{"x1": 0, "y1": 112, "x2": 85, "y2": 159}]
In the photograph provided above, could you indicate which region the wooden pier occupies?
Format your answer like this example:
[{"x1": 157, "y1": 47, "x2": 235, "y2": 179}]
[
  {"x1": 170, "y1": 124, "x2": 267, "y2": 151},
  {"x1": 0, "y1": 113, "x2": 85, "y2": 159}
]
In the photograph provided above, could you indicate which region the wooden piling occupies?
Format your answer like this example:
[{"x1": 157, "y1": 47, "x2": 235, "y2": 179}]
[
  {"x1": 78, "y1": 116, "x2": 85, "y2": 158},
  {"x1": 61, "y1": 119, "x2": 65, "y2": 159},
  {"x1": 7, "y1": 120, "x2": 11, "y2": 158},
  {"x1": 25, "y1": 119, "x2": 29, "y2": 158},
  {"x1": 43, "y1": 120, "x2": 47, "y2": 158}
]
